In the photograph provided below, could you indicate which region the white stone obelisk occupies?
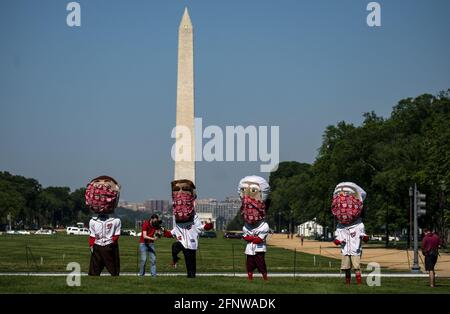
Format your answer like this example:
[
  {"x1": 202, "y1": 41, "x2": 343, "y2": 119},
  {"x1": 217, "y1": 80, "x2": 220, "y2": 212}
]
[{"x1": 174, "y1": 8, "x2": 195, "y2": 183}]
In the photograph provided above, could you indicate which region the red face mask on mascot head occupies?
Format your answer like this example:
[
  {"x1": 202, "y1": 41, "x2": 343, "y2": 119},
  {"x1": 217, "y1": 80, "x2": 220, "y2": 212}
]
[
  {"x1": 331, "y1": 182, "x2": 365, "y2": 225},
  {"x1": 239, "y1": 179, "x2": 268, "y2": 225},
  {"x1": 85, "y1": 176, "x2": 121, "y2": 214},
  {"x1": 171, "y1": 179, "x2": 196, "y2": 223}
]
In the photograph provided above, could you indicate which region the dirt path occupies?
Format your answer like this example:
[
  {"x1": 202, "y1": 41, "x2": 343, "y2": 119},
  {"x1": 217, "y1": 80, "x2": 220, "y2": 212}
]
[{"x1": 268, "y1": 234, "x2": 450, "y2": 277}]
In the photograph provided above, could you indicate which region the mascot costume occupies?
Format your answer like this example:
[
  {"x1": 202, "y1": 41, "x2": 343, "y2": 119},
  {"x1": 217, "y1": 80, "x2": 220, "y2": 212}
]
[
  {"x1": 85, "y1": 175, "x2": 122, "y2": 276},
  {"x1": 238, "y1": 175, "x2": 271, "y2": 281},
  {"x1": 170, "y1": 179, "x2": 213, "y2": 278},
  {"x1": 331, "y1": 182, "x2": 369, "y2": 285}
]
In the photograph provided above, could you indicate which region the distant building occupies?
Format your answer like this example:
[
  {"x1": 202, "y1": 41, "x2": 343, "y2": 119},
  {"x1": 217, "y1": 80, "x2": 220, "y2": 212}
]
[
  {"x1": 297, "y1": 220, "x2": 323, "y2": 238},
  {"x1": 195, "y1": 197, "x2": 240, "y2": 230},
  {"x1": 224, "y1": 196, "x2": 241, "y2": 204},
  {"x1": 197, "y1": 212, "x2": 215, "y2": 225},
  {"x1": 118, "y1": 201, "x2": 145, "y2": 211},
  {"x1": 144, "y1": 199, "x2": 169, "y2": 214},
  {"x1": 196, "y1": 198, "x2": 218, "y2": 205}
]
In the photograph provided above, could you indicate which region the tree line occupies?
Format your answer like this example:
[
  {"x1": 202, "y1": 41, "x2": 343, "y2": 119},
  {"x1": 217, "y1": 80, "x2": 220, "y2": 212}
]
[
  {"x1": 0, "y1": 172, "x2": 89, "y2": 229},
  {"x1": 266, "y1": 90, "x2": 450, "y2": 246}
]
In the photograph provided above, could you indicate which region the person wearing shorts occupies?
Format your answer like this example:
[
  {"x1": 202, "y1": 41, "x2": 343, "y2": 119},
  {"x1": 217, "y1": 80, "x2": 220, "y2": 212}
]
[{"x1": 422, "y1": 228, "x2": 440, "y2": 287}]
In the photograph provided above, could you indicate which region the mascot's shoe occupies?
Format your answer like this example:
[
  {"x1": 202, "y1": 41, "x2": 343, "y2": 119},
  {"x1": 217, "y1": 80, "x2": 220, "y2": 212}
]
[
  {"x1": 345, "y1": 271, "x2": 351, "y2": 285},
  {"x1": 345, "y1": 276, "x2": 351, "y2": 285},
  {"x1": 356, "y1": 273, "x2": 362, "y2": 285},
  {"x1": 247, "y1": 272, "x2": 253, "y2": 281},
  {"x1": 171, "y1": 257, "x2": 180, "y2": 268}
]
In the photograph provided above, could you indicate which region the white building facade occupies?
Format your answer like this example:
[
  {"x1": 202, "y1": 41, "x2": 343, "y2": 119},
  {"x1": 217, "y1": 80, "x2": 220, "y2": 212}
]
[{"x1": 297, "y1": 220, "x2": 323, "y2": 237}]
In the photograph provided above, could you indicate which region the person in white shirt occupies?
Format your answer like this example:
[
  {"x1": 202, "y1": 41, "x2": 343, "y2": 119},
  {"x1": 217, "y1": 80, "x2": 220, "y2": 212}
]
[
  {"x1": 85, "y1": 175, "x2": 122, "y2": 276},
  {"x1": 331, "y1": 182, "x2": 369, "y2": 285},
  {"x1": 238, "y1": 175, "x2": 271, "y2": 281},
  {"x1": 170, "y1": 179, "x2": 213, "y2": 278}
]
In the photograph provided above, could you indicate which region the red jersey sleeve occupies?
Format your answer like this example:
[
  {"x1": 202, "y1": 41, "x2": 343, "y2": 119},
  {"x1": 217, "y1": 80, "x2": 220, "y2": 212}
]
[{"x1": 89, "y1": 236, "x2": 95, "y2": 247}]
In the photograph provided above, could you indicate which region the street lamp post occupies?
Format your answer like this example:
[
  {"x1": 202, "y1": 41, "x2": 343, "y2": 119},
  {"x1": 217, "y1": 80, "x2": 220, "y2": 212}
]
[
  {"x1": 412, "y1": 184, "x2": 420, "y2": 273},
  {"x1": 439, "y1": 180, "x2": 447, "y2": 247},
  {"x1": 7, "y1": 213, "x2": 11, "y2": 231},
  {"x1": 278, "y1": 211, "x2": 281, "y2": 233},
  {"x1": 409, "y1": 186, "x2": 413, "y2": 249},
  {"x1": 290, "y1": 210, "x2": 293, "y2": 237},
  {"x1": 408, "y1": 186, "x2": 414, "y2": 248},
  {"x1": 313, "y1": 217, "x2": 317, "y2": 239}
]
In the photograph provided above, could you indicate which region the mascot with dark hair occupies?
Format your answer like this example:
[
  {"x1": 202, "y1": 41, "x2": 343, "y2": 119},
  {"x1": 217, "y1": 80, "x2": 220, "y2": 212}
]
[
  {"x1": 85, "y1": 175, "x2": 122, "y2": 276},
  {"x1": 238, "y1": 175, "x2": 271, "y2": 281},
  {"x1": 331, "y1": 182, "x2": 369, "y2": 285},
  {"x1": 169, "y1": 179, "x2": 213, "y2": 278}
]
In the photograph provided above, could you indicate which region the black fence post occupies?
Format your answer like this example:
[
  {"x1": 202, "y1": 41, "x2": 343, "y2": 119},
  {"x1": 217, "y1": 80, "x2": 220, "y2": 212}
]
[
  {"x1": 136, "y1": 244, "x2": 139, "y2": 276},
  {"x1": 293, "y1": 248, "x2": 297, "y2": 279},
  {"x1": 25, "y1": 245, "x2": 29, "y2": 275},
  {"x1": 232, "y1": 244, "x2": 235, "y2": 278}
]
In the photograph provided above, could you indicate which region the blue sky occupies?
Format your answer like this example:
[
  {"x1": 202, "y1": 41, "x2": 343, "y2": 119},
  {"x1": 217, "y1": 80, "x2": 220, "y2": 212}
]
[{"x1": 1, "y1": 0, "x2": 449, "y2": 201}]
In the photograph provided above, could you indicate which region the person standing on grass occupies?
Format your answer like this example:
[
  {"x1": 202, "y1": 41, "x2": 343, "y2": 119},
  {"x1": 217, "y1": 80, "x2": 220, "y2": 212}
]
[
  {"x1": 138, "y1": 214, "x2": 172, "y2": 277},
  {"x1": 422, "y1": 228, "x2": 441, "y2": 287},
  {"x1": 300, "y1": 234, "x2": 304, "y2": 246}
]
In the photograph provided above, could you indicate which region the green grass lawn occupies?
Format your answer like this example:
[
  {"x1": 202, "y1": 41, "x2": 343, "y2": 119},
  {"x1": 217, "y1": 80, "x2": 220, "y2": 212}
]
[
  {"x1": 0, "y1": 276, "x2": 449, "y2": 294},
  {"x1": 0, "y1": 233, "x2": 341, "y2": 274},
  {"x1": 3, "y1": 233, "x2": 447, "y2": 294}
]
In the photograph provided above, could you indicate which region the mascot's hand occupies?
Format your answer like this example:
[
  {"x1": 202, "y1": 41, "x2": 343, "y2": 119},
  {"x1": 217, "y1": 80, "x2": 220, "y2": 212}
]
[
  {"x1": 333, "y1": 239, "x2": 341, "y2": 246},
  {"x1": 243, "y1": 235, "x2": 255, "y2": 242},
  {"x1": 252, "y1": 236, "x2": 263, "y2": 244},
  {"x1": 88, "y1": 236, "x2": 95, "y2": 250},
  {"x1": 203, "y1": 223, "x2": 213, "y2": 231},
  {"x1": 362, "y1": 235, "x2": 369, "y2": 243},
  {"x1": 163, "y1": 229, "x2": 173, "y2": 238}
]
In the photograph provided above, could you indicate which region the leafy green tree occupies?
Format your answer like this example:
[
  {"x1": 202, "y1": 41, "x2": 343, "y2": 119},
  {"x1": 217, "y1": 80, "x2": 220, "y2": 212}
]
[
  {"x1": 268, "y1": 90, "x2": 450, "y2": 246},
  {"x1": 226, "y1": 213, "x2": 244, "y2": 231}
]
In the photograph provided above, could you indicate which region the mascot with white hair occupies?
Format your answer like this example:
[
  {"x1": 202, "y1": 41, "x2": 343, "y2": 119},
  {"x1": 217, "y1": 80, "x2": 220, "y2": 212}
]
[
  {"x1": 238, "y1": 175, "x2": 271, "y2": 281},
  {"x1": 85, "y1": 175, "x2": 122, "y2": 276},
  {"x1": 331, "y1": 182, "x2": 369, "y2": 285}
]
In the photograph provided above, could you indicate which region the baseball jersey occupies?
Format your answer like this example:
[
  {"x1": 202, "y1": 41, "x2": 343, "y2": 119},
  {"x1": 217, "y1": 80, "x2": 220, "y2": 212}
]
[
  {"x1": 89, "y1": 216, "x2": 121, "y2": 246},
  {"x1": 171, "y1": 214, "x2": 206, "y2": 250},
  {"x1": 243, "y1": 221, "x2": 270, "y2": 255},
  {"x1": 335, "y1": 221, "x2": 367, "y2": 256}
]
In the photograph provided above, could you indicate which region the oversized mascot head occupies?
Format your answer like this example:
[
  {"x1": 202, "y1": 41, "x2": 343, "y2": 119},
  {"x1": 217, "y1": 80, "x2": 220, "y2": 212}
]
[
  {"x1": 85, "y1": 175, "x2": 121, "y2": 214},
  {"x1": 238, "y1": 175, "x2": 270, "y2": 225},
  {"x1": 171, "y1": 179, "x2": 196, "y2": 223},
  {"x1": 331, "y1": 182, "x2": 366, "y2": 225}
]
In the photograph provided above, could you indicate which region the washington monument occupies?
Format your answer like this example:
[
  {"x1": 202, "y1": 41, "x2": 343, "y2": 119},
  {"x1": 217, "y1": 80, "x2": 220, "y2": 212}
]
[{"x1": 174, "y1": 8, "x2": 195, "y2": 183}]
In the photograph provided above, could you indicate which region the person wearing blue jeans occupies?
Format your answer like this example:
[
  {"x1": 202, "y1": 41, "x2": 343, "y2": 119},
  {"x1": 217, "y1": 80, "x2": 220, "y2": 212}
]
[
  {"x1": 138, "y1": 214, "x2": 172, "y2": 277},
  {"x1": 140, "y1": 242, "x2": 157, "y2": 276}
]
